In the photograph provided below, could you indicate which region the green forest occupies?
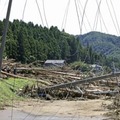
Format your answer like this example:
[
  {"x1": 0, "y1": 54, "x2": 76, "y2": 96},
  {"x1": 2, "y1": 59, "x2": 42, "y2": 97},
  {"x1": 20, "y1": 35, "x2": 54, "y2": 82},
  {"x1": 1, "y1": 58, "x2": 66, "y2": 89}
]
[{"x1": 0, "y1": 19, "x2": 106, "y2": 65}]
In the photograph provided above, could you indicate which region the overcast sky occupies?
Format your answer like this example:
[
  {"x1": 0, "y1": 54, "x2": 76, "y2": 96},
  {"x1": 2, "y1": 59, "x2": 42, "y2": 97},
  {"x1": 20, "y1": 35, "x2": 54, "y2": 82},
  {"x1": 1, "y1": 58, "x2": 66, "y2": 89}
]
[{"x1": 0, "y1": 0, "x2": 120, "y2": 36}]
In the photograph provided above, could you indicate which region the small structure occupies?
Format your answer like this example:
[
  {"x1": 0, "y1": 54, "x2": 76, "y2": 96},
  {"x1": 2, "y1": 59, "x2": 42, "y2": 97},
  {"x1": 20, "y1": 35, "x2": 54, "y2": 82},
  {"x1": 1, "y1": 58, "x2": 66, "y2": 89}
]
[
  {"x1": 91, "y1": 64, "x2": 103, "y2": 71},
  {"x1": 90, "y1": 64, "x2": 103, "y2": 75},
  {"x1": 44, "y1": 60, "x2": 66, "y2": 67}
]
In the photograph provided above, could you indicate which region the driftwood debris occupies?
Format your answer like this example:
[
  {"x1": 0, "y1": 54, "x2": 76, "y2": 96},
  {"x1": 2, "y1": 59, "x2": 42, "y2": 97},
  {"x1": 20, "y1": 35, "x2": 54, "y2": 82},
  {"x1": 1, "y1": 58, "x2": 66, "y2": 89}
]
[
  {"x1": 2, "y1": 62, "x2": 120, "y2": 100},
  {"x1": 45, "y1": 72, "x2": 120, "y2": 90},
  {"x1": 1, "y1": 71, "x2": 26, "y2": 79}
]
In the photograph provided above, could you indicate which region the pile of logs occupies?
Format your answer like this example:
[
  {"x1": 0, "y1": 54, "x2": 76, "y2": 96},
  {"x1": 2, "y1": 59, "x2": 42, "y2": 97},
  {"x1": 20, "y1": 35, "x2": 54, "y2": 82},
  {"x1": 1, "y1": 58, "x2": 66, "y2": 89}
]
[{"x1": 1, "y1": 63, "x2": 120, "y2": 100}]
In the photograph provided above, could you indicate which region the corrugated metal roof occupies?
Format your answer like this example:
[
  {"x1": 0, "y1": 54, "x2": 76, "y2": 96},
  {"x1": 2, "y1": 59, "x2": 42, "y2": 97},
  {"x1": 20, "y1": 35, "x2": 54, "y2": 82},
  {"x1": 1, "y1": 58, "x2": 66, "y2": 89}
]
[{"x1": 45, "y1": 60, "x2": 65, "y2": 64}]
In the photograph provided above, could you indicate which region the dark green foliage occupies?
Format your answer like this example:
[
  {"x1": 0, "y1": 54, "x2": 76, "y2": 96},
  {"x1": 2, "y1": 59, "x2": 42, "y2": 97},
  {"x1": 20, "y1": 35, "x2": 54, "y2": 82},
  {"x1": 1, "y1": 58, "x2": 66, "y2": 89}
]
[
  {"x1": 0, "y1": 20, "x2": 105, "y2": 64},
  {"x1": 70, "y1": 61, "x2": 90, "y2": 72},
  {"x1": 78, "y1": 31, "x2": 120, "y2": 58},
  {"x1": 78, "y1": 31, "x2": 120, "y2": 68}
]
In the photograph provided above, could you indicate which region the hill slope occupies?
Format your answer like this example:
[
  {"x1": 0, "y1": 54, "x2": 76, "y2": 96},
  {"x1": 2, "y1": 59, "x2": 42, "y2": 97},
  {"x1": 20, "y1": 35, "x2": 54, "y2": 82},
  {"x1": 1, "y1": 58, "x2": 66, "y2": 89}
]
[{"x1": 78, "y1": 31, "x2": 120, "y2": 58}]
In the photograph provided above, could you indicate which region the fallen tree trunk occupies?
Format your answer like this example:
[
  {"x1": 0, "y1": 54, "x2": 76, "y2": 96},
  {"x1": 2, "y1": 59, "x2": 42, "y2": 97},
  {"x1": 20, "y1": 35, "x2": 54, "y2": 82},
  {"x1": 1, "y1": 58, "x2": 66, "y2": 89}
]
[
  {"x1": 45, "y1": 72, "x2": 120, "y2": 90},
  {"x1": 1, "y1": 71, "x2": 26, "y2": 79}
]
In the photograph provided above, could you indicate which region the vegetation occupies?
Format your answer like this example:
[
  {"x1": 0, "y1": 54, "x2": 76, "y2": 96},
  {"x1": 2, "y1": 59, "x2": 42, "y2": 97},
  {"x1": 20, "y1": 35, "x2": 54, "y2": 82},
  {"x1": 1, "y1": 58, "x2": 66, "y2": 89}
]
[
  {"x1": 0, "y1": 78, "x2": 35, "y2": 108},
  {"x1": 78, "y1": 31, "x2": 120, "y2": 58},
  {"x1": 70, "y1": 61, "x2": 90, "y2": 72},
  {"x1": 78, "y1": 31, "x2": 120, "y2": 68},
  {"x1": 0, "y1": 20, "x2": 105, "y2": 65}
]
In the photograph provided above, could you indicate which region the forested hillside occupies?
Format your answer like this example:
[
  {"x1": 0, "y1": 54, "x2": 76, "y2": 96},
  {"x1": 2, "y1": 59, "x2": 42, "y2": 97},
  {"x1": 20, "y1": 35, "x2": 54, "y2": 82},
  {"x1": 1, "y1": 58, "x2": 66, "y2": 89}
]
[
  {"x1": 78, "y1": 31, "x2": 120, "y2": 58},
  {"x1": 0, "y1": 20, "x2": 105, "y2": 64}
]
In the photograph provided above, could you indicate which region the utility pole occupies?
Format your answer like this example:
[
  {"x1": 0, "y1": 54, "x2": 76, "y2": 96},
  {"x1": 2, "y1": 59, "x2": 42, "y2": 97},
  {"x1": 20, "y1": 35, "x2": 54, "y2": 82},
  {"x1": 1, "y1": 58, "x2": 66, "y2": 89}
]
[{"x1": 0, "y1": 0, "x2": 13, "y2": 73}]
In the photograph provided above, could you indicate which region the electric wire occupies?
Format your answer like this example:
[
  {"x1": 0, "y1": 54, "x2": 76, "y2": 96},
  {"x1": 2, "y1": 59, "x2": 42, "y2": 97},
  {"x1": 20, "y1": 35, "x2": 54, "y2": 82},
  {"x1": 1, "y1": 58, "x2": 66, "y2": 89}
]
[
  {"x1": 35, "y1": 0, "x2": 44, "y2": 26},
  {"x1": 61, "y1": 0, "x2": 70, "y2": 31},
  {"x1": 93, "y1": 10, "x2": 99, "y2": 31},
  {"x1": 0, "y1": 81, "x2": 11, "y2": 111},
  {"x1": 9, "y1": 78, "x2": 35, "y2": 120},
  {"x1": 32, "y1": 102, "x2": 46, "y2": 120},
  {"x1": 47, "y1": 103, "x2": 63, "y2": 120},
  {"x1": 22, "y1": 79, "x2": 43, "y2": 120},
  {"x1": 109, "y1": 0, "x2": 120, "y2": 34},
  {"x1": 73, "y1": 0, "x2": 90, "y2": 63},
  {"x1": 2, "y1": 77, "x2": 36, "y2": 120},
  {"x1": 24, "y1": 73, "x2": 49, "y2": 120},
  {"x1": 22, "y1": 0, "x2": 27, "y2": 20},
  {"x1": 80, "y1": 0, "x2": 89, "y2": 34},
  {"x1": 11, "y1": 78, "x2": 15, "y2": 120},
  {"x1": 77, "y1": 0, "x2": 92, "y2": 30},
  {"x1": 74, "y1": 0, "x2": 81, "y2": 34},
  {"x1": 3, "y1": 78, "x2": 35, "y2": 91},
  {"x1": 38, "y1": 81, "x2": 72, "y2": 120},
  {"x1": 70, "y1": 96, "x2": 78, "y2": 120},
  {"x1": 93, "y1": 0, "x2": 102, "y2": 31},
  {"x1": 106, "y1": 0, "x2": 119, "y2": 35},
  {"x1": 66, "y1": 0, "x2": 89, "y2": 59},
  {"x1": 46, "y1": 87, "x2": 71, "y2": 120},
  {"x1": 31, "y1": 89, "x2": 47, "y2": 120},
  {"x1": 0, "y1": 0, "x2": 8, "y2": 17},
  {"x1": 97, "y1": 0, "x2": 103, "y2": 32},
  {"x1": 94, "y1": 0, "x2": 108, "y2": 33},
  {"x1": 21, "y1": 77, "x2": 41, "y2": 120},
  {"x1": 3, "y1": 76, "x2": 40, "y2": 120},
  {"x1": 3, "y1": 1, "x2": 120, "y2": 119},
  {"x1": 22, "y1": 99, "x2": 37, "y2": 120},
  {"x1": 42, "y1": 0, "x2": 49, "y2": 28},
  {"x1": 76, "y1": 0, "x2": 88, "y2": 33},
  {"x1": 97, "y1": 12, "x2": 108, "y2": 33},
  {"x1": 99, "y1": 11, "x2": 102, "y2": 32},
  {"x1": 93, "y1": 0, "x2": 100, "y2": 30}
]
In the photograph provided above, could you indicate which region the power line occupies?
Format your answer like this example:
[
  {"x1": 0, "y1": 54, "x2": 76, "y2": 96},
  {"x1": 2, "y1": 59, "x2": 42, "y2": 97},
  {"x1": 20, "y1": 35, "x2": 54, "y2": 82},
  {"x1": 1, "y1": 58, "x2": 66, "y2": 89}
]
[
  {"x1": 109, "y1": 0, "x2": 120, "y2": 34},
  {"x1": 97, "y1": 0, "x2": 103, "y2": 32},
  {"x1": 61, "y1": 0, "x2": 70, "y2": 31},
  {"x1": 22, "y1": 0, "x2": 27, "y2": 20},
  {"x1": 80, "y1": 0, "x2": 89, "y2": 34},
  {"x1": 77, "y1": 0, "x2": 92, "y2": 30},
  {"x1": 35, "y1": 0, "x2": 44, "y2": 26},
  {"x1": 76, "y1": 0, "x2": 88, "y2": 32},
  {"x1": 11, "y1": 78, "x2": 15, "y2": 120},
  {"x1": 94, "y1": 0, "x2": 108, "y2": 33},
  {"x1": 42, "y1": 0, "x2": 49, "y2": 28},
  {"x1": 106, "y1": 0, "x2": 119, "y2": 35},
  {"x1": 74, "y1": 0, "x2": 81, "y2": 34},
  {"x1": 93, "y1": 0, "x2": 102, "y2": 31},
  {"x1": 0, "y1": 0, "x2": 8, "y2": 18},
  {"x1": 22, "y1": 99, "x2": 37, "y2": 120}
]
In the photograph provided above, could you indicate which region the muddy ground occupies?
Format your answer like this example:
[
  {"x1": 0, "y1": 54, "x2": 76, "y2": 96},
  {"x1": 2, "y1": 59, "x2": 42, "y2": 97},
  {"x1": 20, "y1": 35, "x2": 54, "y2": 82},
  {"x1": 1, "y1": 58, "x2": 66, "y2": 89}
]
[{"x1": 1, "y1": 99, "x2": 111, "y2": 120}]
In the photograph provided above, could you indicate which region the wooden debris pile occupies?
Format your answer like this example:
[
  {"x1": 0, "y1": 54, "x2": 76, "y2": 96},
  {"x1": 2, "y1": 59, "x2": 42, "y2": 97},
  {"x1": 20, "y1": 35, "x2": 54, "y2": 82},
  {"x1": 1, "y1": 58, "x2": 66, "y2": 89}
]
[
  {"x1": 106, "y1": 93, "x2": 120, "y2": 120},
  {"x1": 15, "y1": 67, "x2": 120, "y2": 100},
  {"x1": 1, "y1": 59, "x2": 120, "y2": 100}
]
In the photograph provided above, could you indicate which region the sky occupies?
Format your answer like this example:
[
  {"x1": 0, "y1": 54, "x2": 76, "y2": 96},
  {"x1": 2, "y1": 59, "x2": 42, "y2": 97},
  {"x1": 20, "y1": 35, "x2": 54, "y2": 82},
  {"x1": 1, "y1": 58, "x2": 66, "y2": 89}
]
[{"x1": 0, "y1": 0, "x2": 120, "y2": 36}]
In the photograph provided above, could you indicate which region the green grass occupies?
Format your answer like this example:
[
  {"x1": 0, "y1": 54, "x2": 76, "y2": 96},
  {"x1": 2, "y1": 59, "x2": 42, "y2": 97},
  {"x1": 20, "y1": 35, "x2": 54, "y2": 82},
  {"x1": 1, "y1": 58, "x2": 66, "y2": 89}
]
[{"x1": 0, "y1": 78, "x2": 35, "y2": 108}]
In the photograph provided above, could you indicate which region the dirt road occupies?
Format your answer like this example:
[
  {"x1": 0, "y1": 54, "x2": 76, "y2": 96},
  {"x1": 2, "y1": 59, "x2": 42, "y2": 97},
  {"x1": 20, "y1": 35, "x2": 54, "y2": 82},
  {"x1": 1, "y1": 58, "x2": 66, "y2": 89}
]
[
  {"x1": 13, "y1": 99, "x2": 111, "y2": 117},
  {"x1": 0, "y1": 99, "x2": 112, "y2": 120}
]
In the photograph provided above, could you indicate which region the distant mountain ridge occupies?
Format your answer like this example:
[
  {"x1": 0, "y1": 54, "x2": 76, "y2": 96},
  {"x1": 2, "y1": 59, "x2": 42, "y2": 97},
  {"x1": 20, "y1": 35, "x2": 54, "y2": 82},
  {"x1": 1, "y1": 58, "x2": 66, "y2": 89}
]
[{"x1": 77, "y1": 31, "x2": 120, "y2": 58}]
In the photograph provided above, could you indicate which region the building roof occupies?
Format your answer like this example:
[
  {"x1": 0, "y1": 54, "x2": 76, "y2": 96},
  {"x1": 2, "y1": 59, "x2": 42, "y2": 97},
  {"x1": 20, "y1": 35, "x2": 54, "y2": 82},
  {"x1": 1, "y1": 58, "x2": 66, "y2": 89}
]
[
  {"x1": 45, "y1": 60, "x2": 65, "y2": 64},
  {"x1": 91, "y1": 64, "x2": 102, "y2": 68}
]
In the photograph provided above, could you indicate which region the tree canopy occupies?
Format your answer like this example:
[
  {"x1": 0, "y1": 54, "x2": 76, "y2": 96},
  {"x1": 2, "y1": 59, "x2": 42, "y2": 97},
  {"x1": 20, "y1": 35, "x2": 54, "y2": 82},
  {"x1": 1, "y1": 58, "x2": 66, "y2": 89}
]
[{"x1": 0, "y1": 20, "x2": 105, "y2": 65}]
